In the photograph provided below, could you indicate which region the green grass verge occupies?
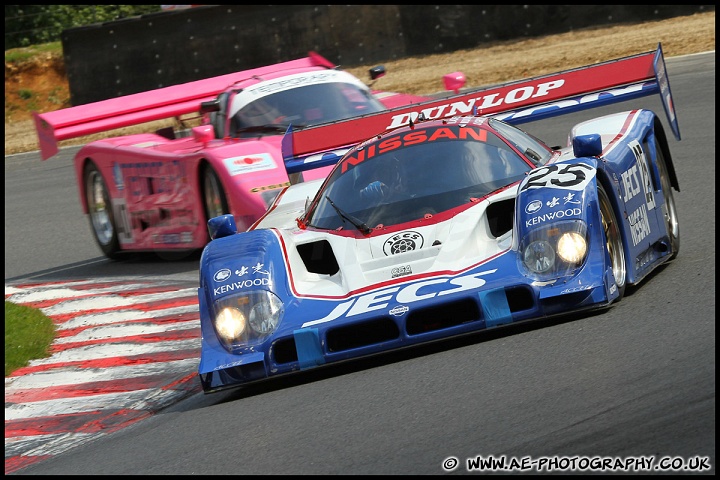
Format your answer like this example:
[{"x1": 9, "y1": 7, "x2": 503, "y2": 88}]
[
  {"x1": 5, "y1": 301, "x2": 56, "y2": 376},
  {"x1": 4, "y1": 42, "x2": 63, "y2": 64}
]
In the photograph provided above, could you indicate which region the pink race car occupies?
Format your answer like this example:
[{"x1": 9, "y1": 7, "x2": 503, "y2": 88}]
[{"x1": 34, "y1": 51, "x2": 463, "y2": 259}]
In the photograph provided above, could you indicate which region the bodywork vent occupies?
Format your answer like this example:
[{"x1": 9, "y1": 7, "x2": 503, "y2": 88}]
[
  {"x1": 297, "y1": 240, "x2": 339, "y2": 275},
  {"x1": 406, "y1": 298, "x2": 480, "y2": 335},
  {"x1": 487, "y1": 198, "x2": 515, "y2": 238}
]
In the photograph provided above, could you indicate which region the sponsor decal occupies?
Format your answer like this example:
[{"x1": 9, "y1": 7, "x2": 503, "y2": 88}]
[
  {"x1": 302, "y1": 269, "x2": 497, "y2": 327},
  {"x1": 386, "y1": 80, "x2": 565, "y2": 128},
  {"x1": 150, "y1": 232, "x2": 193, "y2": 244},
  {"x1": 560, "y1": 284, "x2": 596, "y2": 294},
  {"x1": 545, "y1": 191, "x2": 582, "y2": 209},
  {"x1": 383, "y1": 231, "x2": 424, "y2": 255},
  {"x1": 216, "y1": 360, "x2": 244, "y2": 370},
  {"x1": 621, "y1": 164, "x2": 642, "y2": 202},
  {"x1": 525, "y1": 200, "x2": 542, "y2": 214},
  {"x1": 223, "y1": 152, "x2": 277, "y2": 176},
  {"x1": 389, "y1": 305, "x2": 409, "y2": 317},
  {"x1": 525, "y1": 207, "x2": 582, "y2": 227},
  {"x1": 248, "y1": 71, "x2": 344, "y2": 96},
  {"x1": 236, "y1": 263, "x2": 270, "y2": 276},
  {"x1": 609, "y1": 283, "x2": 617, "y2": 295},
  {"x1": 622, "y1": 142, "x2": 655, "y2": 246},
  {"x1": 214, "y1": 277, "x2": 272, "y2": 295},
  {"x1": 340, "y1": 126, "x2": 488, "y2": 173},
  {"x1": 391, "y1": 265, "x2": 413, "y2": 278},
  {"x1": 152, "y1": 233, "x2": 184, "y2": 244},
  {"x1": 496, "y1": 83, "x2": 651, "y2": 123},
  {"x1": 212, "y1": 262, "x2": 272, "y2": 295},
  {"x1": 214, "y1": 268, "x2": 232, "y2": 282},
  {"x1": 250, "y1": 182, "x2": 291, "y2": 193},
  {"x1": 628, "y1": 140, "x2": 656, "y2": 211},
  {"x1": 628, "y1": 204, "x2": 651, "y2": 246}
]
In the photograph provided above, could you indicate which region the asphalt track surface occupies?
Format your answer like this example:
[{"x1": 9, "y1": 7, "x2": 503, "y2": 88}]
[{"x1": 4, "y1": 51, "x2": 715, "y2": 474}]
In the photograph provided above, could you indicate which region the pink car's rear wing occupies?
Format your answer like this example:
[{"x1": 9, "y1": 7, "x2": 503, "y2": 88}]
[
  {"x1": 282, "y1": 44, "x2": 680, "y2": 172},
  {"x1": 34, "y1": 51, "x2": 336, "y2": 160}
]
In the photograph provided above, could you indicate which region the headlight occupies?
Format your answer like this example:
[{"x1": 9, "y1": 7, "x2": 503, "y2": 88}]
[
  {"x1": 520, "y1": 221, "x2": 588, "y2": 279},
  {"x1": 249, "y1": 298, "x2": 283, "y2": 334},
  {"x1": 523, "y1": 240, "x2": 555, "y2": 273},
  {"x1": 556, "y1": 232, "x2": 587, "y2": 264},
  {"x1": 216, "y1": 306, "x2": 247, "y2": 341},
  {"x1": 212, "y1": 291, "x2": 284, "y2": 347}
]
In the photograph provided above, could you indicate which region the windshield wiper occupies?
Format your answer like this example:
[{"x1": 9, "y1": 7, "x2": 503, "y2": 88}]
[{"x1": 325, "y1": 195, "x2": 371, "y2": 235}]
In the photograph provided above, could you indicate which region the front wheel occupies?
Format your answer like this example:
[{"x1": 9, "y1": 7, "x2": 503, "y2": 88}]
[
  {"x1": 598, "y1": 183, "x2": 626, "y2": 301},
  {"x1": 83, "y1": 161, "x2": 121, "y2": 259}
]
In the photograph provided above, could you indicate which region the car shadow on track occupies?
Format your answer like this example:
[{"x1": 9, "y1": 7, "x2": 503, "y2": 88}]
[{"x1": 193, "y1": 307, "x2": 610, "y2": 407}]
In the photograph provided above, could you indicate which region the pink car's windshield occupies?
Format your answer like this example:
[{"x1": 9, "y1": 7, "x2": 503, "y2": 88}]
[
  {"x1": 307, "y1": 124, "x2": 535, "y2": 232},
  {"x1": 231, "y1": 82, "x2": 386, "y2": 137}
]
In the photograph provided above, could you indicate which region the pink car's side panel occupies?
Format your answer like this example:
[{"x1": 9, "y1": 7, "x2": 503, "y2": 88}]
[
  {"x1": 73, "y1": 133, "x2": 319, "y2": 251},
  {"x1": 73, "y1": 142, "x2": 206, "y2": 250}
]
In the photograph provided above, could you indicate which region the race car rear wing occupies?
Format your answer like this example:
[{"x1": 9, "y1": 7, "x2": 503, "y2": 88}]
[
  {"x1": 282, "y1": 44, "x2": 680, "y2": 174},
  {"x1": 33, "y1": 51, "x2": 337, "y2": 160}
]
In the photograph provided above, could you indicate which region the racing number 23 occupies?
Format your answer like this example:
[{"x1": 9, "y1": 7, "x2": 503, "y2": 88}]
[{"x1": 521, "y1": 163, "x2": 594, "y2": 192}]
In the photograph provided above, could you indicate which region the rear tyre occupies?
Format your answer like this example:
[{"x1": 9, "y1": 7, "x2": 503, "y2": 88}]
[
  {"x1": 83, "y1": 162, "x2": 121, "y2": 259},
  {"x1": 655, "y1": 140, "x2": 680, "y2": 260},
  {"x1": 202, "y1": 165, "x2": 230, "y2": 227},
  {"x1": 598, "y1": 183, "x2": 626, "y2": 301}
]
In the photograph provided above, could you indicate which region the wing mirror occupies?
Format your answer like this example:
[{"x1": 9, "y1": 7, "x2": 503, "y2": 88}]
[
  {"x1": 443, "y1": 72, "x2": 466, "y2": 94},
  {"x1": 572, "y1": 134, "x2": 602, "y2": 157},
  {"x1": 199, "y1": 99, "x2": 221, "y2": 114},
  {"x1": 369, "y1": 65, "x2": 386, "y2": 81},
  {"x1": 208, "y1": 214, "x2": 238, "y2": 240}
]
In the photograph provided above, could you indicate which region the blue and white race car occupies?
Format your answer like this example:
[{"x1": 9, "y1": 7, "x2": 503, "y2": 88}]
[{"x1": 196, "y1": 45, "x2": 681, "y2": 393}]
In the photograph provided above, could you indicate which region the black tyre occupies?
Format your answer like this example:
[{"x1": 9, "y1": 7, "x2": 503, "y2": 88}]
[
  {"x1": 201, "y1": 165, "x2": 230, "y2": 226},
  {"x1": 83, "y1": 161, "x2": 121, "y2": 259},
  {"x1": 655, "y1": 140, "x2": 680, "y2": 260},
  {"x1": 598, "y1": 183, "x2": 627, "y2": 300}
]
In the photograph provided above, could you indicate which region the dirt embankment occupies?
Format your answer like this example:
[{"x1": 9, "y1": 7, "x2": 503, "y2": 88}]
[{"x1": 4, "y1": 11, "x2": 714, "y2": 156}]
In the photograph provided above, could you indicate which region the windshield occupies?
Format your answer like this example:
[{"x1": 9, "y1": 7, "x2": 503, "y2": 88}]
[
  {"x1": 306, "y1": 125, "x2": 534, "y2": 232},
  {"x1": 230, "y1": 82, "x2": 386, "y2": 137},
  {"x1": 489, "y1": 118, "x2": 553, "y2": 165}
]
